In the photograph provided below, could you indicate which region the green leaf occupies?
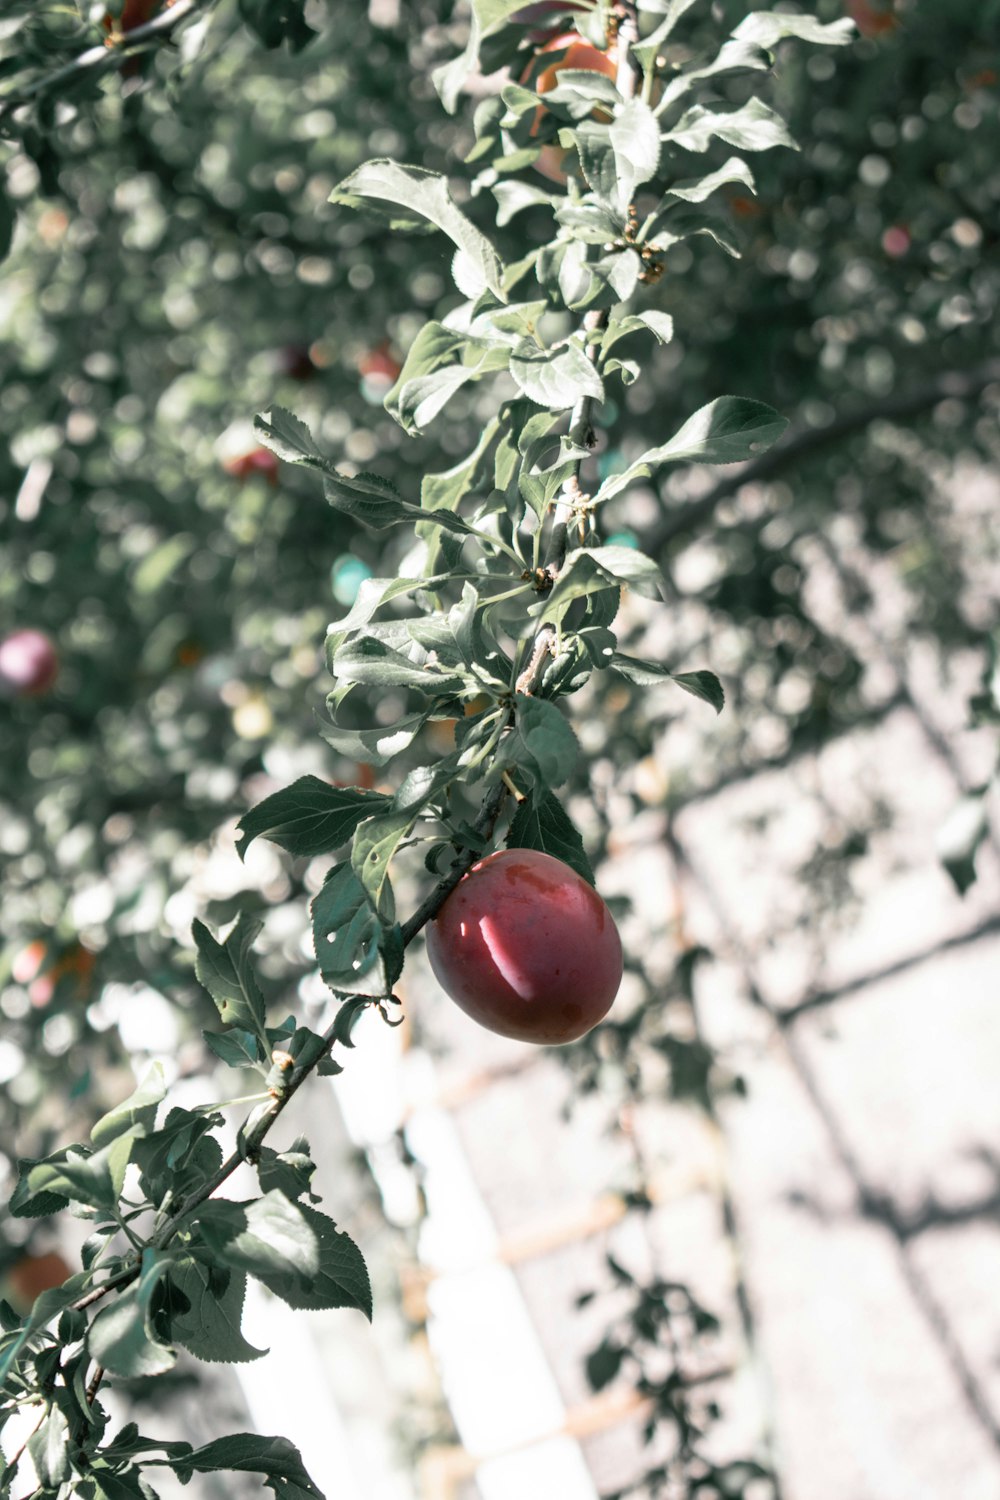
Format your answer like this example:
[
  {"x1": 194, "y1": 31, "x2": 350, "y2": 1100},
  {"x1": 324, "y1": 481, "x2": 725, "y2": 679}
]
[
  {"x1": 196, "y1": 1196, "x2": 371, "y2": 1318},
  {"x1": 203, "y1": 1029, "x2": 263, "y2": 1069},
  {"x1": 435, "y1": 0, "x2": 536, "y2": 115},
  {"x1": 937, "y1": 793, "x2": 989, "y2": 896},
  {"x1": 133, "y1": 1109, "x2": 224, "y2": 1204},
  {"x1": 671, "y1": 670, "x2": 725, "y2": 713},
  {"x1": 156, "y1": 1433, "x2": 323, "y2": 1500},
  {"x1": 319, "y1": 706, "x2": 432, "y2": 767},
  {"x1": 379, "y1": 923, "x2": 405, "y2": 990},
  {"x1": 655, "y1": 38, "x2": 770, "y2": 115},
  {"x1": 192, "y1": 914, "x2": 268, "y2": 1040},
  {"x1": 662, "y1": 98, "x2": 797, "y2": 155},
  {"x1": 330, "y1": 160, "x2": 506, "y2": 300},
  {"x1": 601, "y1": 310, "x2": 675, "y2": 354},
  {"x1": 610, "y1": 99, "x2": 661, "y2": 209},
  {"x1": 659, "y1": 155, "x2": 756, "y2": 205},
  {"x1": 311, "y1": 862, "x2": 381, "y2": 982},
  {"x1": 350, "y1": 810, "x2": 415, "y2": 925},
  {"x1": 167, "y1": 1257, "x2": 265, "y2": 1365},
  {"x1": 421, "y1": 419, "x2": 500, "y2": 515},
  {"x1": 0, "y1": 186, "x2": 16, "y2": 265},
  {"x1": 575, "y1": 120, "x2": 619, "y2": 202},
  {"x1": 253, "y1": 407, "x2": 324, "y2": 465},
  {"x1": 87, "y1": 1253, "x2": 175, "y2": 1380},
  {"x1": 332, "y1": 636, "x2": 467, "y2": 696},
  {"x1": 27, "y1": 1406, "x2": 70, "y2": 1489},
  {"x1": 0, "y1": 1275, "x2": 92, "y2": 1387},
  {"x1": 509, "y1": 338, "x2": 603, "y2": 410},
  {"x1": 507, "y1": 788, "x2": 595, "y2": 885},
  {"x1": 91, "y1": 1064, "x2": 166, "y2": 1149},
  {"x1": 555, "y1": 199, "x2": 627, "y2": 244},
  {"x1": 330, "y1": 996, "x2": 373, "y2": 1049},
  {"x1": 251, "y1": 1204, "x2": 371, "y2": 1319},
  {"x1": 236, "y1": 776, "x2": 391, "y2": 861},
  {"x1": 257, "y1": 1138, "x2": 317, "y2": 1203},
  {"x1": 11, "y1": 1138, "x2": 136, "y2": 1217},
  {"x1": 609, "y1": 653, "x2": 725, "y2": 713},
  {"x1": 386, "y1": 321, "x2": 510, "y2": 435},
  {"x1": 196, "y1": 1192, "x2": 318, "y2": 1280},
  {"x1": 323, "y1": 470, "x2": 482, "y2": 542},
  {"x1": 492, "y1": 179, "x2": 558, "y2": 226},
  {"x1": 586, "y1": 1338, "x2": 625, "y2": 1392},
  {"x1": 732, "y1": 12, "x2": 855, "y2": 49},
  {"x1": 474, "y1": 0, "x2": 530, "y2": 29},
  {"x1": 325, "y1": 574, "x2": 444, "y2": 653},
  {"x1": 512, "y1": 695, "x2": 579, "y2": 786},
  {"x1": 320, "y1": 470, "x2": 409, "y2": 530},
  {"x1": 92, "y1": 1468, "x2": 155, "y2": 1500},
  {"x1": 536, "y1": 546, "x2": 666, "y2": 624},
  {"x1": 594, "y1": 397, "x2": 788, "y2": 503},
  {"x1": 652, "y1": 204, "x2": 744, "y2": 259},
  {"x1": 632, "y1": 0, "x2": 700, "y2": 44},
  {"x1": 238, "y1": 0, "x2": 317, "y2": 50}
]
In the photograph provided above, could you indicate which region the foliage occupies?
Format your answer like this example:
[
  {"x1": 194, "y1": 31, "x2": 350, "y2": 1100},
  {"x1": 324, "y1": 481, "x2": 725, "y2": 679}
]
[{"x1": 0, "y1": 0, "x2": 997, "y2": 1496}]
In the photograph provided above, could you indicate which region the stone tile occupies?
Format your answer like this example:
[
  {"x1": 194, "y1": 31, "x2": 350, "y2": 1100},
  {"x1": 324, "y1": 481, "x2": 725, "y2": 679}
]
[
  {"x1": 674, "y1": 706, "x2": 1000, "y2": 1013},
  {"x1": 714, "y1": 1044, "x2": 1000, "y2": 1500},
  {"x1": 791, "y1": 934, "x2": 1000, "y2": 1218},
  {"x1": 449, "y1": 1059, "x2": 633, "y2": 1239},
  {"x1": 909, "y1": 1221, "x2": 1000, "y2": 1432}
]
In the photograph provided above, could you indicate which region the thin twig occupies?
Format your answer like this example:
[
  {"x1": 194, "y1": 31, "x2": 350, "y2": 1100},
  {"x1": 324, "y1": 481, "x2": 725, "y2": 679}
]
[
  {"x1": 3, "y1": 1407, "x2": 47, "y2": 1481},
  {"x1": 85, "y1": 1364, "x2": 105, "y2": 1405},
  {"x1": 645, "y1": 357, "x2": 1000, "y2": 552},
  {"x1": 0, "y1": 0, "x2": 210, "y2": 120}
]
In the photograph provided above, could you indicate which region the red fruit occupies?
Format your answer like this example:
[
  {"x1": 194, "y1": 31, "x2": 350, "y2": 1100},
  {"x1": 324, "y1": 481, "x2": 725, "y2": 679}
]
[
  {"x1": 533, "y1": 30, "x2": 618, "y2": 106},
  {"x1": 224, "y1": 447, "x2": 280, "y2": 485},
  {"x1": 525, "y1": 31, "x2": 618, "y2": 182},
  {"x1": 358, "y1": 345, "x2": 402, "y2": 405},
  {"x1": 426, "y1": 848, "x2": 623, "y2": 1045},
  {"x1": 175, "y1": 639, "x2": 205, "y2": 668},
  {"x1": 844, "y1": 0, "x2": 898, "y2": 38},
  {"x1": 357, "y1": 346, "x2": 401, "y2": 383},
  {"x1": 102, "y1": 0, "x2": 159, "y2": 33},
  {"x1": 7, "y1": 1252, "x2": 72, "y2": 1310},
  {"x1": 881, "y1": 224, "x2": 910, "y2": 257},
  {"x1": 0, "y1": 630, "x2": 59, "y2": 696},
  {"x1": 279, "y1": 344, "x2": 316, "y2": 380},
  {"x1": 11, "y1": 941, "x2": 47, "y2": 985},
  {"x1": 26, "y1": 943, "x2": 96, "y2": 1009}
]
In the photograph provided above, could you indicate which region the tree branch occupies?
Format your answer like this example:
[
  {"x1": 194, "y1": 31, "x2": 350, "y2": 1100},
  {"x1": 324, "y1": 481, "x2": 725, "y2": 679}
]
[
  {"x1": 645, "y1": 358, "x2": 1000, "y2": 551},
  {"x1": 514, "y1": 2, "x2": 641, "y2": 695},
  {"x1": 0, "y1": 0, "x2": 212, "y2": 121}
]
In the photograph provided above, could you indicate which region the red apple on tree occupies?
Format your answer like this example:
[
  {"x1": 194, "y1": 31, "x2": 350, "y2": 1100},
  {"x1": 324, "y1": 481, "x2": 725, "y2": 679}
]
[
  {"x1": 102, "y1": 0, "x2": 161, "y2": 34},
  {"x1": 357, "y1": 343, "x2": 401, "y2": 404},
  {"x1": 224, "y1": 447, "x2": 280, "y2": 485},
  {"x1": 6, "y1": 1251, "x2": 73, "y2": 1311},
  {"x1": 425, "y1": 848, "x2": 623, "y2": 1044},
  {"x1": 525, "y1": 30, "x2": 619, "y2": 183},
  {"x1": 278, "y1": 344, "x2": 316, "y2": 381},
  {"x1": 0, "y1": 629, "x2": 59, "y2": 697}
]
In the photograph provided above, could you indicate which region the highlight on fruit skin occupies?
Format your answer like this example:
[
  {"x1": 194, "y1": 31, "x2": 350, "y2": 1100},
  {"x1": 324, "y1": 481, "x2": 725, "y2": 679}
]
[{"x1": 425, "y1": 848, "x2": 623, "y2": 1045}]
